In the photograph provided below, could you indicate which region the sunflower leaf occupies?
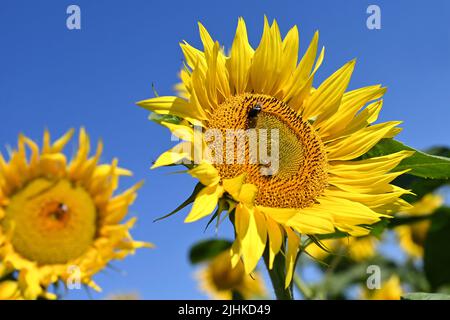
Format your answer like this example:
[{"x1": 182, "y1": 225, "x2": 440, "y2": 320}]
[
  {"x1": 153, "y1": 182, "x2": 203, "y2": 222},
  {"x1": 204, "y1": 197, "x2": 228, "y2": 232},
  {"x1": 148, "y1": 112, "x2": 182, "y2": 125},
  {"x1": 402, "y1": 292, "x2": 450, "y2": 300},
  {"x1": 392, "y1": 146, "x2": 450, "y2": 202},
  {"x1": 189, "y1": 239, "x2": 233, "y2": 264},
  {"x1": 365, "y1": 139, "x2": 450, "y2": 179}
]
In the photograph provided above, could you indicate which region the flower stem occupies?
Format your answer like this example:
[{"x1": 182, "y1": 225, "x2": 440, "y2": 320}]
[
  {"x1": 263, "y1": 248, "x2": 293, "y2": 300},
  {"x1": 293, "y1": 273, "x2": 314, "y2": 299}
]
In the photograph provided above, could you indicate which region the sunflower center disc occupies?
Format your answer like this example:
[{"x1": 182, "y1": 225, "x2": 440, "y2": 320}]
[
  {"x1": 2, "y1": 178, "x2": 97, "y2": 264},
  {"x1": 207, "y1": 93, "x2": 328, "y2": 208}
]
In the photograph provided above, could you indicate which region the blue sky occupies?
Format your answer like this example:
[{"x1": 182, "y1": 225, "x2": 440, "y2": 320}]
[{"x1": 0, "y1": 0, "x2": 449, "y2": 299}]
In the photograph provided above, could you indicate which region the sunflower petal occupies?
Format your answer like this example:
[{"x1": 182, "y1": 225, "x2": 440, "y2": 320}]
[
  {"x1": 188, "y1": 162, "x2": 220, "y2": 186},
  {"x1": 285, "y1": 228, "x2": 300, "y2": 288},
  {"x1": 227, "y1": 17, "x2": 254, "y2": 94},
  {"x1": 185, "y1": 185, "x2": 223, "y2": 222},
  {"x1": 265, "y1": 216, "x2": 283, "y2": 269},
  {"x1": 137, "y1": 96, "x2": 207, "y2": 121},
  {"x1": 237, "y1": 206, "x2": 267, "y2": 274}
]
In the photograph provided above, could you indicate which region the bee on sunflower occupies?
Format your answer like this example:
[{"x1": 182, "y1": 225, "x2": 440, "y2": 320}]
[
  {"x1": 0, "y1": 129, "x2": 152, "y2": 299},
  {"x1": 137, "y1": 17, "x2": 412, "y2": 298}
]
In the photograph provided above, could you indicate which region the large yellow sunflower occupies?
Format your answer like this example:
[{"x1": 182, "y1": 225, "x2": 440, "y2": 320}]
[
  {"x1": 0, "y1": 129, "x2": 151, "y2": 299},
  {"x1": 137, "y1": 17, "x2": 412, "y2": 288}
]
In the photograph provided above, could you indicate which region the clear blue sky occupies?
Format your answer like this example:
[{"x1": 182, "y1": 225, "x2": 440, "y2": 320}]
[{"x1": 1, "y1": 0, "x2": 449, "y2": 299}]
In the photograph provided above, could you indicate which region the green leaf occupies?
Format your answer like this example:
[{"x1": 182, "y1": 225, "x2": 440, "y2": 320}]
[
  {"x1": 365, "y1": 139, "x2": 450, "y2": 179},
  {"x1": 148, "y1": 112, "x2": 182, "y2": 125},
  {"x1": 316, "y1": 230, "x2": 349, "y2": 241},
  {"x1": 204, "y1": 198, "x2": 228, "y2": 232},
  {"x1": 393, "y1": 174, "x2": 448, "y2": 203},
  {"x1": 188, "y1": 239, "x2": 233, "y2": 264},
  {"x1": 424, "y1": 207, "x2": 450, "y2": 290},
  {"x1": 402, "y1": 292, "x2": 450, "y2": 300},
  {"x1": 368, "y1": 219, "x2": 389, "y2": 237},
  {"x1": 386, "y1": 214, "x2": 433, "y2": 228},
  {"x1": 153, "y1": 183, "x2": 203, "y2": 222},
  {"x1": 392, "y1": 146, "x2": 450, "y2": 202}
]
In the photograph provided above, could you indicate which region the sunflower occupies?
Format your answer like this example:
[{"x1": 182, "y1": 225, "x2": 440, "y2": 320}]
[
  {"x1": 197, "y1": 250, "x2": 266, "y2": 300},
  {"x1": 137, "y1": 17, "x2": 412, "y2": 287},
  {"x1": 361, "y1": 275, "x2": 403, "y2": 300},
  {"x1": 0, "y1": 129, "x2": 151, "y2": 299},
  {"x1": 305, "y1": 236, "x2": 377, "y2": 262},
  {"x1": 396, "y1": 194, "x2": 443, "y2": 259}
]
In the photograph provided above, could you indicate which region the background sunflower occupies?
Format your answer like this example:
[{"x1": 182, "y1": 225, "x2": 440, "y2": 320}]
[{"x1": 0, "y1": 129, "x2": 151, "y2": 299}]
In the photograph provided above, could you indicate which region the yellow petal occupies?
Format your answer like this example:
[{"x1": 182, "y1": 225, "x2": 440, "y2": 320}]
[
  {"x1": 285, "y1": 228, "x2": 300, "y2": 288},
  {"x1": 304, "y1": 60, "x2": 355, "y2": 121},
  {"x1": 266, "y1": 216, "x2": 283, "y2": 269},
  {"x1": 180, "y1": 41, "x2": 206, "y2": 70},
  {"x1": 0, "y1": 281, "x2": 20, "y2": 299},
  {"x1": 236, "y1": 205, "x2": 267, "y2": 274},
  {"x1": 249, "y1": 17, "x2": 282, "y2": 94},
  {"x1": 160, "y1": 122, "x2": 195, "y2": 142},
  {"x1": 222, "y1": 173, "x2": 246, "y2": 200},
  {"x1": 230, "y1": 240, "x2": 241, "y2": 268},
  {"x1": 258, "y1": 206, "x2": 334, "y2": 234},
  {"x1": 151, "y1": 143, "x2": 191, "y2": 169},
  {"x1": 51, "y1": 129, "x2": 75, "y2": 153},
  {"x1": 329, "y1": 170, "x2": 410, "y2": 194},
  {"x1": 198, "y1": 22, "x2": 216, "y2": 57},
  {"x1": 326, "y1": 121, "x2": 402, "y2": 161},
  {"x1": 40, "y1": 153, "x2": 67, "y2": 177},
  {"x1": 326, "y1": 185, "x2": 411, "y2": 209},
  {"x1": 238, "y1": 183, "x2": 258, "y2": 205},
  {"x1": 319, "y1": 194, "x2": 387, "y2": 226},
  {"x1": 319, "y1": 85, "x2": 386, "y2": 139},
  {"x1": 188, "y1": 162, "x2": 220, "y2": 186},
  {"x1": 329, "y1": 150, "x2": 414, "y2": 177},
  {"x1": 184, "y1": 185, "x2": 223, "y2": 223},
  {"x1": 136, "y1": 96, "x2": 207, "y2": 121},
  {"x1": 227, "y1": 17, "x2": 254, "y2": 94}
]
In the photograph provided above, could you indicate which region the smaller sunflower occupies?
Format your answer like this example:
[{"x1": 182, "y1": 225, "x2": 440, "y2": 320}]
[
  {"x1": 361, "y1": 275, "x2": 403, "y2": 300},
  {"x1": 197, "y1": 251, "x2": 266, "y2": 300},
  {"x1": 0, "y1": 129, "x2": 152, "y2": 299},
  {"x1": 396, "y1": 194, "x2": 443, "y2": 259}
]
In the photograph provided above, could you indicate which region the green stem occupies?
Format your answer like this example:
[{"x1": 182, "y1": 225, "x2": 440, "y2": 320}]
[
  {"x1": 293, "y1": 273, "x2": 313, "y2": 299},
  {"x1": 263, "y1": 248, "x2": 293, "y2": 300}
]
